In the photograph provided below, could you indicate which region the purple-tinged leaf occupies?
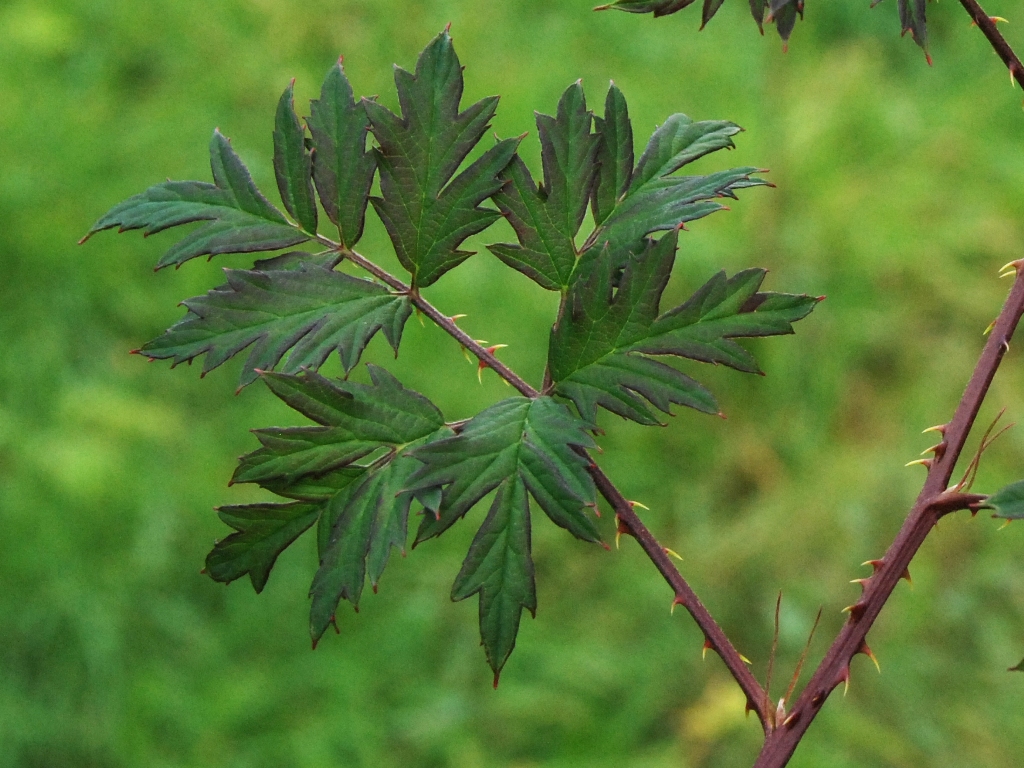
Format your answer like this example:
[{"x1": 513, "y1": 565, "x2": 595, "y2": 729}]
[
  {"x1": 365, "y1": 29, "x2": 519, "y2": 287},
  {"x1": 592, "y1": 83, "x2": 634, "y2": 226},
  {"x1": 597, "y1": 0, "x2": 698, "y2": 16},
  {"x1": 451, "y1": 477, "x2": 536, "y2": 683},
  {"x1": 85, "y1": 130, "x2": 309, "y2": 268},
  {"x1": 308, "y1": 61, "x2": 377, "y2": 247},
  {"x1": 274, "y1": 81, "x2": 318, "y2": 235},
  {"x1": 206, "y1": 502, "x2": 320, "y2": 593},
  {"x1": 550, "y1": 230, "x2": 819, "y2": 425},
  {"x1": 581, "y1": 95, "x2": 766, "y2": 267},
  {"x1": 259, "y1": 366, "x2": 445, "y2": 441},
  {"x1": 702, "y1": 0, "x2": 727, "y2": 28},
  {"x1": 219, "y1": 366, "x2": 447, "y2": 636},
  {"x1": 488, "y1": 81, "x2": 599, "y2": 290},
  {"x1": 309, "y1": 438, "x2": 443, "y2": 643},
  {"x1": 408, "y1": 396, "x2": 600, "y2": 545},
  {"x1": 139, "y1": 264, "x2": 411, "y2": 388}
]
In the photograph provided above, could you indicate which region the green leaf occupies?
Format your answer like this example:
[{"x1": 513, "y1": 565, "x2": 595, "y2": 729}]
[
  {"x1": 364, "y1": 29, "x2": 520, "y2": 287},
  {"x1": 408, "y1": 396, "x2": 600, "y2": 545},
  {"x1": 220, "y1": 366, "x2": 447, "y2": 639},
  {"x1": 274, "y1": 81, "x2": 318, "y2": 235},
  {"x1": 981, "y1": 480, "x2": 1024, "y2": 520},
  {"x1": 549, "y1": 230, "x2": 819, "y2": 425},
  {"x1": 451, "y1": 476, "x2": 536, "y2": 683},
  {"x1": 488, "y1": 81, "x2": 599, "y2": 291},
  {"x1": 308, "y1": 60, "x2": 377, "y2": 247},
  {"x1": 84, "y1": 130, "x2": 309, "y2": 268},
  {"x1": 702, "y1": 0, "x2": 728, "y2": 28},
  {"x1": 206, "y1": 502, "x2": 320, "y2": 593},
  {"x1": 582, "y1": 91, "x2": 767, "y2": 267},
  {"x1": 309, "y1": 437, "x2": 446, "y2": 644},
  {"x1": 596, "y1": 0, "x2": 804, "y2": 41},
  {"x1": 138, "y1": 263, "x2": 411, "y2": 388},
  {"x1": 236, "y1": 365, "x2": 445, "y2": 491},
  {"x1": 592, "y1": 83, "x2": 634, "y2": 226},
  {"x1": 895, "y1": 0, "x2": 928, "y2": 56},
  {"x1": 260, "y1": 365, "x2": 446, "y2": 441},
  {"x1": 597, "y1": 0, "x2": 698, "y2": 16},
  {"x1": 232, "y1": 427, "x2": 378, "y2": 487}
]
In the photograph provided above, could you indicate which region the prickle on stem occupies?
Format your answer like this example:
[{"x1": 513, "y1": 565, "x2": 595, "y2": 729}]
[
  {"x1": 702, "y1": 638, "x2": 713, "y2": 660},
  {"x1": 857, "y1": 640, "x2": 881, "y2": 673},
  {"x1": 477, "y1": 344, "x2": 508, "y2": 383},
  {"x1": 998, "y1": 259, "x2": 1024, "y2": 279},
  {"x1": 614, "y1": 515, "x2": 632, "y2": 549},
  {"x1": 838, "y1": 666, "x2": 851, "y2": 697},
  {"x1": 842, "y1": 601, "x2": 867, "y2": 622},
  {"x1": 670, "y1": 595, "x2": 686, "y2": 615}
]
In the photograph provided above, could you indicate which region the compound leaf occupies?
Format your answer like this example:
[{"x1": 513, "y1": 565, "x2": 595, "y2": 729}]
[
  {"x1": 408, "y1": 396, "x2": 600, "y2": 545},
  {"x1": 206, "y1": 502, "x2": 320, "y2": 593},
  {"x1": 981, "y1": 480, "x2": 1024, "y2": 520},
  {"x1": 550, "y1": 230, "x2": 819, "y2": 425},
  {"x1": 365, "y1": 29, "x2": 519, "y2": 287},
  {"x1": 308, "y1": 438, "x2": 445, "y2": 643},
  {"x1": 85, "y1": 130, "x2": 309, "y2": 268},
  {"x1": 214, "y1": 367, "x2": 448, "y2": 641},
  {"x1": 451, "y1": 476, "x2": 536, "y2": 683},
  {"x1": 274, "y1": 81, "x2": 319, "y2": 235},
  {"x1": 138, "y1": 263, "x2": 411, "y2": 388},
  {"x1": 583, "y1": 89, "x2": 767, "y2": 269},
  {"x1": 260, "y1": 365, "x2": 445, "y2": 441},
  {"x1": 488, "y1": 81, "x2": 600, "y2": 291},
  {"x1": 308, "y1": 60, "x2": 377, "y2": 247}
]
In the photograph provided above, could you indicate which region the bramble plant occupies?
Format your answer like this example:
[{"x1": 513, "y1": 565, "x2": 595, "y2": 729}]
[{"x1": 82, "y1": 2, "x2": 1024, "y2": 765}]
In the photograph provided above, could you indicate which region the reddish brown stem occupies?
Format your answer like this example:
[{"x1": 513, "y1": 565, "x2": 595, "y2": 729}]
[
  {"x1": 322, "y1": 237, "x2": 773, "y2": 729},
  {"x1": 752, "y1": 271, "x2": 1024, "y2": 767},
  {"x1": 957, "y1": 0, "x2": 1024, "y2": 90}
]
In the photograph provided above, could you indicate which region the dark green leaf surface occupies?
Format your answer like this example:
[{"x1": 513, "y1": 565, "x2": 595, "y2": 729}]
[
  {"x1": 365, "y1": 29, "x2": 519, "y2": 287},
  {"x1": 216, "y1": 367, "x2": 448, "y2": 642},
  {"x1": 408, "y1": 396, "x2": 600, "y2": 545},
  {"x1": 274, "y1": 81, "x2": 318, "y2": 235},
  {"x1": 308, "y1": 61, "x2": 377, "y2": 247},
  {"x1": 138, "y1": 264, "x2": 411, "y2": 388},
  {"x1": 488, "y1": 82, "x2": 599, "y2": 291},
  {"x1": 583, "y1": 90, "x2": 766, "y2": 266},
  {"x1": 85, "y1": 130, "x2": 309, "y2": 268},
  {"x1": 982, "y1": 480, "x2": 1024, "y2": 520},
  {"x1": 550, "y1": 230, "x2": 819, "y2": 425},
  {"x1": 309, "y1": 442, "x2": 440, "y2": 643},
  {"x1": 1011, "y1": 659, "x2": 1024, "y2": 673},
  {"x1": 895, "y1": 0, "x2": 928, "y2": 56},
  {"x1": 232, "y1": 427, "x2": 378, "y2": 487},
  {"x1": 451, "y1": 477, "x2": 536, "y2": 682},
  {"x1": 260, "y1": 365, "x2": 445, "y2": 441},
  {"x1": 206, "y1": 502, "x2": 320, "y2": 593},
  {"x1": 597, "y1": 0, "x2": 805, "y2": 42},
  {"x1": 592, "y1": 83, "x2": 634, "y2": 226}
]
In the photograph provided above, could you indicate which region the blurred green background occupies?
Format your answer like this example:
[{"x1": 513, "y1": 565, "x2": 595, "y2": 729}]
[{"x1": 2, "y1": 0, "x2": 1024, "y2": 765}]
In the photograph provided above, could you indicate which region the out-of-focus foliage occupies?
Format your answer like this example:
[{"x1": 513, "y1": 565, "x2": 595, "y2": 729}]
[{"x1": 2, "y1": 1, "x2": 1024, "y2": 766}]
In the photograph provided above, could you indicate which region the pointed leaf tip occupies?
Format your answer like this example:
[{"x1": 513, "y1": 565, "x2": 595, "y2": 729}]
[
  {"x1": 90, "y1": 128, "x2": 312, "y2": 268},
  {"x1": 368, "y1": 31, "x2": 516, "y2": 287}
]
